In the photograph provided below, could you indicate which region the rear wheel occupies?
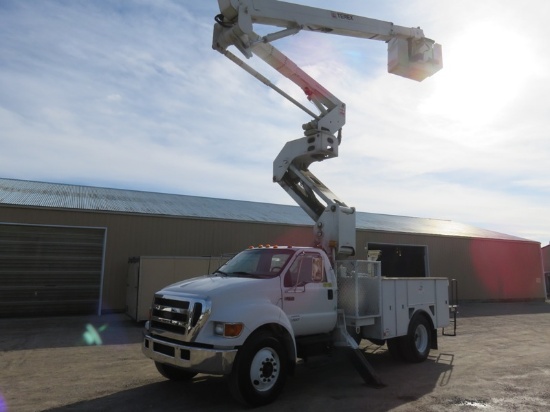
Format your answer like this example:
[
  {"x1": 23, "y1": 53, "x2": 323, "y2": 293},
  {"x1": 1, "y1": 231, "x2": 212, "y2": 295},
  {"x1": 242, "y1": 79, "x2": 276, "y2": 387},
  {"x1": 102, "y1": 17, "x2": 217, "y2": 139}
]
[
  {"x1": 155, "y1": 362, "x2": 197, "y2": 381},
  {"x1": 400, "y1": 314, "x2": 432, "y2": 363},
  {"x1": 228, "y1": 330, "x2": 288, "y2": 407}
]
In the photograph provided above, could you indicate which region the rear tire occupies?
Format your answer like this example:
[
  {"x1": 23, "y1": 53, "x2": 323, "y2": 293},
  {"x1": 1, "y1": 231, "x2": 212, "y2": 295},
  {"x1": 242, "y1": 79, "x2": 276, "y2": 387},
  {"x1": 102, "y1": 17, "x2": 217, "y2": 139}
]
[
  {"x1": 228, "y1": 330, "x2": 288, "y2": 407},
  {"x1": 400, "y1": 314, "x2": 432, "y2": 363},
  {"x1": 155, "y1": 362, "x2": 197, "y2": 381}
]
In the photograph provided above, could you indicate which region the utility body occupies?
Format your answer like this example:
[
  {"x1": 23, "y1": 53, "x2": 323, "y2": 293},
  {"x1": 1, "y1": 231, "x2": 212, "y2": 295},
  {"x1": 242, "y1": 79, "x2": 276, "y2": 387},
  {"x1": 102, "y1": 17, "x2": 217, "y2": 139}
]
[{"x1": 142, "y1": 0, "x2": 447, "y2": 406}]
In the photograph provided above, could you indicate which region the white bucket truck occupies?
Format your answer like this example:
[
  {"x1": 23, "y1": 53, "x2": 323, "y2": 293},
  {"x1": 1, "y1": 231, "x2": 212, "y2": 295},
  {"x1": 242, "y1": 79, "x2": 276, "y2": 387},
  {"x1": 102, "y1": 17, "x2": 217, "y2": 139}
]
[{"x1": 142, "y1": 0, "x2": 447, "y2": 406}]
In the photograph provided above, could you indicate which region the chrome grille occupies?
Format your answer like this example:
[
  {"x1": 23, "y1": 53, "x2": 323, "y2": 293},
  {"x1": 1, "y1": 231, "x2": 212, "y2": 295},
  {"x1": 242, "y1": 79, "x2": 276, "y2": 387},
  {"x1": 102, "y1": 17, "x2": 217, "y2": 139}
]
[{"x1": 150, "y1": 295, "x2": 209, "y2": 341}]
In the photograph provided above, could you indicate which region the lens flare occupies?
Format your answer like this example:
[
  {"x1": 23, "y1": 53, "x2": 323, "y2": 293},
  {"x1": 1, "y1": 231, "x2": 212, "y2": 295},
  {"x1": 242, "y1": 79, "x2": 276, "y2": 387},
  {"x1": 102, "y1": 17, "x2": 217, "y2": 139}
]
[
  {"x1": 0, "y1": 393, "x2": 7, "y2": 412},
  {"x1": 83, "y1": 324, "x2": 108, "y2": 346},
  {"x1": 470, "y1": 239, "x2": 543, "y2": 300}
]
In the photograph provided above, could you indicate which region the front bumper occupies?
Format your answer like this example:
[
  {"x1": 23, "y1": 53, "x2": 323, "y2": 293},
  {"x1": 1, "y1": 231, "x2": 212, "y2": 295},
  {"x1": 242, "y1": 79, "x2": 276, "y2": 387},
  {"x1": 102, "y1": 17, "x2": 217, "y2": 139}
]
[{"x1": 142, "y1": 334, "x2": 238, "y2": 375}]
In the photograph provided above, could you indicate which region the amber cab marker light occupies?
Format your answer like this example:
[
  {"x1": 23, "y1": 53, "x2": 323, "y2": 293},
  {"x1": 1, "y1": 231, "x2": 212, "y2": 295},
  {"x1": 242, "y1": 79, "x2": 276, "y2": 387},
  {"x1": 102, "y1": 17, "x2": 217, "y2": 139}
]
[{"x1": 224, "y1": 323, "x2": 244, "y2": 337}]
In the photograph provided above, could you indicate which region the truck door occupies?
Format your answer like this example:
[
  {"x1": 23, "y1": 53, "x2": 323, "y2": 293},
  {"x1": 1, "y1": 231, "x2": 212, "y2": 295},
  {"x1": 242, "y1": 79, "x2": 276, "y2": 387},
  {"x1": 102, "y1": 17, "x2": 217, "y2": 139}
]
[{"x1": 282, "y1": 252, "x2": 337, "y2": 336}]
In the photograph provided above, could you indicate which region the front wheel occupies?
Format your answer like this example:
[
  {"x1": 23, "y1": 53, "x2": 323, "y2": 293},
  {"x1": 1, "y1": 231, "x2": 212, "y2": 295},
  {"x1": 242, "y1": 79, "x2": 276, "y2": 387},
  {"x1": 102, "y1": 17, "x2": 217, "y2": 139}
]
[{"x1": 228, "y1": 330, "x2": 288, "y2": 407}]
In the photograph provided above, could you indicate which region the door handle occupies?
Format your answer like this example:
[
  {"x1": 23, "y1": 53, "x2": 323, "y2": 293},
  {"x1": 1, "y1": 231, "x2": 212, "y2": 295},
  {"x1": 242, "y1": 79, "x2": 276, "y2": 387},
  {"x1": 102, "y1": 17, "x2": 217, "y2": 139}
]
[{"x1": 327, "y1": 289, "x2": 333, "y2": 300}]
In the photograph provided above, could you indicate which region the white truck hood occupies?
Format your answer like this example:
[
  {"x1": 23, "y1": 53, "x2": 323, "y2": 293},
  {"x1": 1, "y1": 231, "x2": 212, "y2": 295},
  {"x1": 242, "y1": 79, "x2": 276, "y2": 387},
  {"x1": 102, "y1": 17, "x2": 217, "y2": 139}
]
[{"x1": 159, "y1": 275, "x2": 282, "y2": 303}]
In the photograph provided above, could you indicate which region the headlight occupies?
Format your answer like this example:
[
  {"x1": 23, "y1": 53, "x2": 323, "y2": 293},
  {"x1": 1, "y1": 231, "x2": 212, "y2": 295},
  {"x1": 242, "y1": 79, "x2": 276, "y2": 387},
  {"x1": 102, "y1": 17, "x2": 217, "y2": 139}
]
[{"x1": 214, "y1": 322, "x2": 244, "y2": 338}]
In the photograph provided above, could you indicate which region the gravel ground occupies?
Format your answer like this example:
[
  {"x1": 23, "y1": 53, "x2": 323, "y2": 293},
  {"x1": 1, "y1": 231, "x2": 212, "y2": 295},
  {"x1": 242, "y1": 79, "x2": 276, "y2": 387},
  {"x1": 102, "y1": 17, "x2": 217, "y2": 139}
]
[{"x1": 1, "y1": 301, "x2": 549, "y2": 412}]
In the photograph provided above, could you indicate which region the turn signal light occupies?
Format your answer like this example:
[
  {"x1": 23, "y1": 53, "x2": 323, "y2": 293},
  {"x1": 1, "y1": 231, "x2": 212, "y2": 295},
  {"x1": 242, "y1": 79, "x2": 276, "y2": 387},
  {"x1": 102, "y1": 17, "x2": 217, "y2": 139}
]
[
  {"x1": 224, "y1": 323, "x2": 244, "y2": 337},
  {"x1": 214, "y1": 322, "x2": 244, "y2": 338}
]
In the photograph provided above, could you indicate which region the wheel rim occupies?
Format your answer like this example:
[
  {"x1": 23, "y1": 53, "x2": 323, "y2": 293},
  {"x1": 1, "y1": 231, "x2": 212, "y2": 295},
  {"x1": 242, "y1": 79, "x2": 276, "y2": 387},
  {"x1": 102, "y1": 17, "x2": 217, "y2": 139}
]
[
  {"x1": 414, "y1": 323, "x2": 429, "y2": 353},
  {"x1": 249, "y1": 347, "x2": 280, "y2": 392}
]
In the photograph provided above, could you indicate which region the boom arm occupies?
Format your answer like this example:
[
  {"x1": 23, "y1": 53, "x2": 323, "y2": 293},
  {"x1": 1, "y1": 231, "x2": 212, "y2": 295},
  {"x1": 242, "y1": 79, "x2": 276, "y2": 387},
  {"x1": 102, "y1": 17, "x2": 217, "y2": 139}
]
[{"x1": 212, "y1": 0, "x2": 442, "y2": 259}]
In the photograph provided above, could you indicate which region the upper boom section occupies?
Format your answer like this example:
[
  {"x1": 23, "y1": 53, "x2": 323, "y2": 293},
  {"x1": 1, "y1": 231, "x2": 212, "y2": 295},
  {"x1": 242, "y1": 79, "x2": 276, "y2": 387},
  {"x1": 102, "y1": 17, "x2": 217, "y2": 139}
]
[
  {"x1": 219, "y1": 0, "x2": 423, "y2": 41},
  {"x1": 213, "y1": 0, "x2": 442, "y2": 137},
  {"x1": 216, "y1": 0, "x2": 442, "y2": 82}
]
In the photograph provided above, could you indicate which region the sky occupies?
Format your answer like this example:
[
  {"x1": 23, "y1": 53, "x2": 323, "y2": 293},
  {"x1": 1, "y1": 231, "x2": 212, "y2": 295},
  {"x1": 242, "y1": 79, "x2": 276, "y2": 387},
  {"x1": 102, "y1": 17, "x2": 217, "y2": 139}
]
[{"x1": 1, "y1": 0, "x2": 549, "y2": 245}]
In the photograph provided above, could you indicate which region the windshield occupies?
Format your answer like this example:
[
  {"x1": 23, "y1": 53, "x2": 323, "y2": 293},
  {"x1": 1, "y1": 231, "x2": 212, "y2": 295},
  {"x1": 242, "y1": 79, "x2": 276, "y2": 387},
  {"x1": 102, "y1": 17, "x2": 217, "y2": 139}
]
[{"x1": 215, "y1": 249, "x2": 295, "y2": 278}]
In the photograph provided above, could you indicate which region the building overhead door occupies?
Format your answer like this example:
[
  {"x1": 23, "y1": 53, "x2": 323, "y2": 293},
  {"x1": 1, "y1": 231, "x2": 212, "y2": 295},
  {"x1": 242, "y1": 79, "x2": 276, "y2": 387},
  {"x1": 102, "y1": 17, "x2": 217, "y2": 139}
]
[
  {"x1": 0, "y1": 223, "x2": 106, "y2": 317},
  {"x1": 367, "y1": 243, "x2": 428, "y2": 278}
]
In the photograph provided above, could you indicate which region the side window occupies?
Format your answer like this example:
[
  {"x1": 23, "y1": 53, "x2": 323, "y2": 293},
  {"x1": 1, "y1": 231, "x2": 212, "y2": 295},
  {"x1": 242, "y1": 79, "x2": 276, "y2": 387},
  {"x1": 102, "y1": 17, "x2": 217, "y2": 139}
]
[
  {"x1": 311, "y1": 256, "x2": 324, "y2": 282},
  {"x1": 284, "y1": 253, "x2": 325, "y2": 286}
]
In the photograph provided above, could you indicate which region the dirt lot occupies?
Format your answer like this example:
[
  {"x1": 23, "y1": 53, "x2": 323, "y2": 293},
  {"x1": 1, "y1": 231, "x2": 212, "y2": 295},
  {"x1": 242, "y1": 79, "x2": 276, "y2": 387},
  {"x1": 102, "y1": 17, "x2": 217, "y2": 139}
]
[{"x1": 1, "y1": 302, "x2": 549, "y2": 412}]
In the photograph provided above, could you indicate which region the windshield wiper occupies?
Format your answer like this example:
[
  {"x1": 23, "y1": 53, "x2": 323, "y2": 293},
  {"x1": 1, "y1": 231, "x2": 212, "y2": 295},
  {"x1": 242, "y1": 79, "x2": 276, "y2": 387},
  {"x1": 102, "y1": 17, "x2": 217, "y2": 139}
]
[
  {"x1": 232, "y1": 271, "x2": 274, "y2": 278},
  {"x1": 213, "y1": 269, "x2": 229, "y2": 276},
  {"x1": 230, "y1": 271, "x2": 255, "y2": 277}
]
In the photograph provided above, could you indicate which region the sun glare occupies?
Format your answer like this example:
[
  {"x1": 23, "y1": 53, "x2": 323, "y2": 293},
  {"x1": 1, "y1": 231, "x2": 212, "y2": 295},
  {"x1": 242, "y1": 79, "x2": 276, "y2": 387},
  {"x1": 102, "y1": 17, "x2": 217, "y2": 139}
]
[{"x1": 421, "y1": 22, "x2": 535, "y2": 133}]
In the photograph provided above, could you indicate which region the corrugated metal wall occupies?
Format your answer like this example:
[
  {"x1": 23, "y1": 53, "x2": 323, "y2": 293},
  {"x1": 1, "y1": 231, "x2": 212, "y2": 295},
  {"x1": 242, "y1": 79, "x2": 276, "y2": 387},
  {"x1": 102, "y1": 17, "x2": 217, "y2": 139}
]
[
  {"x1": 0, "y1": 205, "x2": 545, "y2": 316},
  {"x1": 0, "y1": 223, "x2": 105, "y2": 317}
]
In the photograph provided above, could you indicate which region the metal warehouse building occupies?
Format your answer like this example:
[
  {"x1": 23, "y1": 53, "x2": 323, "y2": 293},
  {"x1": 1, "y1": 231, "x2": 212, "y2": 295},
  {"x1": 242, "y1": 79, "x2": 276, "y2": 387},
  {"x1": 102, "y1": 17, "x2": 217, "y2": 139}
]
[{"x1": 0, "y1": 177, "x2": 545, "y2": 318}]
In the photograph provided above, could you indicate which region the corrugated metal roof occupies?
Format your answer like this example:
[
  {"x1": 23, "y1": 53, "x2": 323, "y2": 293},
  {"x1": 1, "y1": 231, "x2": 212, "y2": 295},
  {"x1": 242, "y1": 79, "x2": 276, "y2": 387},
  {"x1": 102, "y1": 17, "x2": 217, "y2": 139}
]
[{"x1": 0, "y1": 177, "x2": 528, "y2": 242}]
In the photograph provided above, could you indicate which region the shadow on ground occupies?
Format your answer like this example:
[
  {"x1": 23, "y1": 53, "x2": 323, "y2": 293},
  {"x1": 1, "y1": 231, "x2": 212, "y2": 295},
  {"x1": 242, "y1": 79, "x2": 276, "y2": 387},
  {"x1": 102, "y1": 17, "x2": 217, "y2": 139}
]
[{"x1": 43, "y1": 347, "x2": 452, "y2": 412}]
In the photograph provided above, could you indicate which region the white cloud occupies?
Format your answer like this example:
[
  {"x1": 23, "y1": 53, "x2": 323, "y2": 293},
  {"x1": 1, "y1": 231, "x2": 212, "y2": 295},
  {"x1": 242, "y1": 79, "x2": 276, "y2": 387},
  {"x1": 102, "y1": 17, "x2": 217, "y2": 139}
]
[{"x1": 0, "y1": 0, "x2": 549, "y2": 244}]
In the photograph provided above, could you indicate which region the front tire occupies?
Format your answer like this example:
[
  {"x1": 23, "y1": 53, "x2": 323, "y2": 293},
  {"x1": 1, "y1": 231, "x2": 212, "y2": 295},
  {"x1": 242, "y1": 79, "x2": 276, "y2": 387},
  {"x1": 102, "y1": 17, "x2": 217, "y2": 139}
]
[{"x1": 229, "y1": 330, "x2": 288, "y2": 407}]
